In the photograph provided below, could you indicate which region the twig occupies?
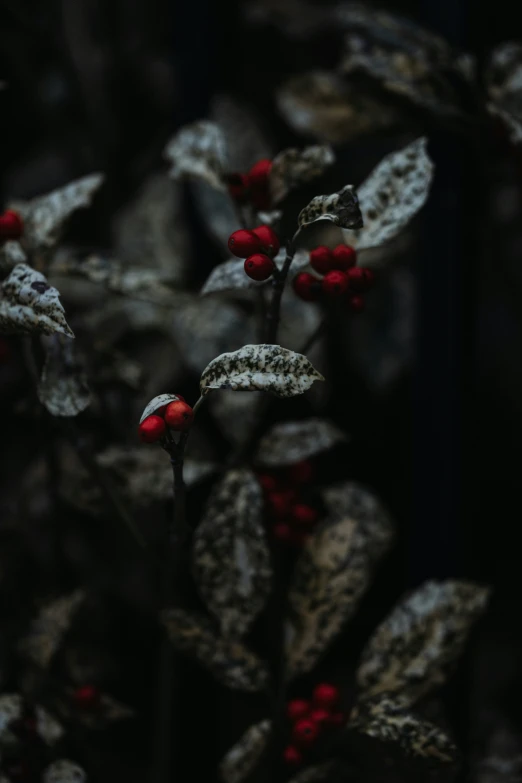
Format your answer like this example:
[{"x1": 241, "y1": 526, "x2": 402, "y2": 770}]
[{"x1": 265, "y1": 229, "x2": 301, "y2": 344}]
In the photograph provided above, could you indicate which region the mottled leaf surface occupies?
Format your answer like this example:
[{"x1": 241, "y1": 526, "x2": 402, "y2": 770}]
[
  {"x1": 201, "y1": 250, "x2": 309, "y2": 296},
  {"x1": 193, "y1": 469, "x2": 271, "y2": 638},
  {"x1": 298, "y1": 185, "x2": 363, "y2": 230},
  {"x1": 0, "y1": 240, "x2": 27, "y2": 272},
  {"x1": 0, "y1": 264, "x2": 74, "y2": 338},
  {"x1": 200, "y1": 344, "x2": 324, "y2": 397},
  {"x1": 269, "y1": 145, "x2": 335, "y2": 204},
  {"x1": 42, "y1": 760, "x2": 87, "y2": 783},
  {"x1": 17, "y1": 590, "x2": 85, "y2": 668},
  {"x1": 38, "y1": 335, "x2": 91, "y2": 417},
  {"x1": 255, "y1": 418, "x2": 346, "y2": 467},
  {"x1": 356, "y1": 580, "x2": 490, "y2": 705},
  {"x1": 486, "y1": 43, "x2": 522, "y2": 144},
  {"x1": 286, "y1": 482, "x2": 393, "y2": 678},
  {"x1": 220, "y1": 720, "x2": 271, "y2": 783},
  {"x1": 164, "y1": 120, "x2": 228, "y2": 191},
  {"x1": 161, "y1": 608, "x2": 269, "y2": 692}
]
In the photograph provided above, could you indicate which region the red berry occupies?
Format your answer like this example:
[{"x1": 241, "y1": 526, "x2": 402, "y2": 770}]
[
  {"x1": 248, "y1": 158, "x2": 272, "y2": 187},
  {"x1": 291, "y1": 503, "x2": 318, "y2": 527},
  {"x1": 312, "y1": 683, "x2": 339, "y2": 709},
  {"x1": 139, "y1": 415, "x2": 166, "y2": 443},
  {"x1": 309, "y1": 708, "x2": 330, "y2": 727},
  {"x1": 293, "y1": 272, "x2": 321, "y2": 301},
  {"x1": 287, "y1": 699, "x2": 311, "y2": 722},
  {"x1": 327, "y1": 711, "x2": 346, "y2": 727},
  {"x1": 284, "y1": 745, "x2": 303, "y2": 767},
  {"x1": 226, "y1": 173, "x2": 249, "y2": 202},
  {"x1": 267, "y1": 490, "x2": 296, "y2": 517},
  {"x1": 322, "y1": 270, "x2": 349, "y2": 297},
  {"x1": 228, "y1": 229, "x2": 262, "y2": 258},
  {"x1": 274, "y1": 522, "x2": 292, "y2": 542},
  {"x1": 347, "y1": 266, "x2": 374, "y2": 293},
  {"x1": 292, "y1": 718, "x2": 319, "y2": 747},
  {"x1": 310, "y1": 246, "x2": 333, "y2": 275},
  {"x1": 73, "y1": 684, "x2": 101, "y2": 709},
  {"x1": 257, "y1": 473, "x2": 279, "y2": 492},
  {"x1": 252, "y1": 225, "x2": 280, "y2": 257},
  {"x1": 287, "y1": 460, "x2": 314, "y2": 485},
  {"x1": 332, "y1": 245, "x2": 357, "y2": 271},
  {"x1": 244, "y1": 253, "x2": 275, "y2": 281},
  {"x1": 164, "y1": 400, "x2": 194, "y2": 431},
  {"x1": 0, "y1": 209, "x2": 24, "y2": 240},
  {"x1": 348, "y1": 295, "x2": 365, "y2": 313}
]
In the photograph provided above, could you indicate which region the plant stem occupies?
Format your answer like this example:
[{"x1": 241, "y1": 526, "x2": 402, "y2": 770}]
[{"x1": 264, "y1": 230, "x2": 300, "y2": 344}]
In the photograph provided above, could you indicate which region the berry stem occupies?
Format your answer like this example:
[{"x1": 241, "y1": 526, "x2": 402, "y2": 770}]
[{"x1": 264, "y1": 228, "x2": 301, "y2": 343}]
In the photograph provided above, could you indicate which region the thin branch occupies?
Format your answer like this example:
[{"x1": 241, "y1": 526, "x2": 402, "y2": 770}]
[{"x1": 264, "y1": 229, "x2": 301, "y2": 344}]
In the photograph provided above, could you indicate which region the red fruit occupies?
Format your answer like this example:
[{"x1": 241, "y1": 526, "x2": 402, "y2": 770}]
[
  {"x1": 310, "y1": 246, "x2": 333, "y2": 275},
  {"x1": 0, "y1": 209, "x2": 23, "y2": 240},
  {"x1": 257, "y1": 473, "x2": 279, "y2": 492},
  {"x1": 327, "y1": 711, "x2": 346, "y2": 727},
  {"x1": 164, "y1": 400, "x2": 194, "y2": 431},
  {"x1": 309, "y1": 708, "x2": 330, "y2": 727},
  {"x1": 248, "y1": 158, "x2": 272, "y2": 187},
  {"x1": 292, "y1": 718, "x2": 319, "y2": 747},
  {"x1": 291, "y1": 503, "x2": 318, "y2": 527},
  {"x1": 226, "y1": 173, "x2": 249, "y2": 202},
  {"x1": 293, "y1": 272, "x2": 321, "y2": 301},
  {"x1": 244, "y1": 253, "x2": 275, "y2": 281},
  {"x1": 348, "y1": 295, "x2": 365, "y2": 313},
  {"x1": 312, "y1": 683, "x2": 339, "y2": 709},
  {"x1": 228, "y1": 229, "x2": 262, "y2": 258},
  {"x1": 283, "y1": 745, "x2": 303, "y2": 767},
  {"x1": 139, "y1": 414, "x2": 166, "y2": 443},
  {"x1": 73, "y1": 684, "x2": 101, "y2": 709},
  {"x1": 322, "y1": 270, "x2": 349, "y2": 297},
  {"x1": 332, "y1": 245, "x2": 357, "y2": 271},
  {"x1": 287, "y1": 699, "x2": 311, "y2": 722},
  {"x1": 267, "y1": 490, "x2": 296, "y2": 517},
  {"x1": 252, "y1": 224, "x2": 280, "y2": 257},
  {"x1": 287, "y1": 460, "x2": 314, "y2": 485},
  {"x1": 274, "y1": 522, "x2": 292, "y2": 542},
  {"x1": 347, "y1": 266, "x2": 374, "y2": 293}
]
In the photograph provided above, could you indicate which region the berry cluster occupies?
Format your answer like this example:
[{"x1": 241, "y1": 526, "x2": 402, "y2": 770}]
[
  {"x1": 284, "y1": 683, "x2": 344, "y2": 767},
  {"x1": 228, "y1": 225, "x2": 280, "y2": 282},
  {"x1": 0, "y1": 209, "x2": 23, "y2": 242},
  {"x1": 226, "y1": 158, "x2": 273, "y2": 211},
  {"x1": 257, "y1": 460, "x2": 321, "y2": 547},
  {"x1": 293, "y1": 245, "x2": 374, "y2": 312},
  {"x1": 138, "y1": 397, "x2": 193, "y2": 443}
]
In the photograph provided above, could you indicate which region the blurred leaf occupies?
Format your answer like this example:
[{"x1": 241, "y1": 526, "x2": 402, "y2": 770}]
[
  {"x1": 212, "y1": 94, "x2": 273, "y2": 172},
  {"x1": 164, "y1": 121, "x2": 228, "y2": 191},
  {"x1": 298, "y1": 185, "x2": 363, "y2": 230},
  {"x1": 486, "y1": 43, "x2": 522, "y2": 144},
  {"x1": 207, "y1": 391, "x2": 261, "y2": 445},
  {"x1": 161, "y1": 608, "x2": 269, "y2": 692},
  {"x1": 58, "y1": 692, "x2": 134, "y2": 728},
  {"x1": 193, "y1": 469, "x2": 271, "y2": 639},
  {"x1": 350, "y1": 696, "x2": 458, "y2": 763},
  {"x1": 279, "y1": 287, "x2": 322, "y2": 353},
  {"x1": 190, "y1": 180, "x2": 239, "y2": 255},
  {"x1": 35, "y1": 707, "x2": 64, "y2": 745},
  {"x1": 0, "y1": 264, "x2": 74, "y2": 338},
  {"x1": 42, "y1": 760, "x2": 87, "y2": 783},
  {"x1": 200, "y1": 344, "x2": 324, "y2": 398},
  {"x1": 288, "y1": 762, "x2": 344, "y2": 783},
  {"x1": 139, "y1": 393, "x2": 180, "y2": 423},
  {"x1": 0, "y1": 240, "x2": 27, "y2": 273},
  {"x1": 356, "y1": 580, "x2": 490, "y2": 706},
  {"x1": 201, "y1": 250, "x2": 309, "y2": 296},
  {"x1": 255, "y1": 418, "x2": 346, "y2": 467},
  {"x1": 37, "y1": 334, "x2": 91, "y2": 417},
  {"x1": 220, "y1": 720, "x2": 271, "y2": 783},
  {"x1": 286, "y1": 482, "x2": 393, "y2": 678},
  {"x1": 17, "y1": 591, "x2": 85, "y2": 669},
  {"x1": 0, "y1": 694, "x2": 22, "y2": 740},
  {"x1": 270, "y1": 145, "x2": 335, "y2": 204}
]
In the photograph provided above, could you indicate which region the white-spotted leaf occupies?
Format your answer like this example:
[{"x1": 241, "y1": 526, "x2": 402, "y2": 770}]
[
  {"x1": 200, "y1": 344, "x2": 324, "y2": 398},
  {"x1": 193, "y1": 469, "x2": 271, "y2": 639},
  {"x1": 164, "y1": 120, "x2": 228, "y2": 191},
  {"x1": 17, "y1": 590, "x2": 85, "y2": 669},
  {"x1": 43, "y1": 760, "x2": 87, "y2": 783},
  {"x1": 269, "y1": 145, "x2": 335, "y2": 204},
  {"x1": 38, "y1": 335, "x2": 91, "y2": 417},
  {"x1": 0, "y1": 240, "x2": 27, "y2": 272},
  {"x1": 220, "y1": 720, "x2": 271, "y2": 783},
  {"x1": 35, "y1": 707, "x2": 65, "y2": 745},
  {"x1": 486, "y1": 43, "x2": 522, "y2": 144},
  {"x1": 255, "y1": 418, "x2": 346, "y2": 467},
  {"x1": 298, "y1": 185, "x2": 363, "y2": 230},
  {"x1": 0, "y1": 264, "x2": 74, "y2": 337}
]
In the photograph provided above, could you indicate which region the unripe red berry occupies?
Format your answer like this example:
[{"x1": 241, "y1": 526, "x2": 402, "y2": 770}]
[
  {"x1": 226, "y1": 173, "x2": 249, "y2": 202},
  {"x1": 291, "y1": 503, "x2": 318, "y2": 527},
  {"x1": 257, "y1": 473, "x2": 279, "y2": 493},
  {"x1": 139, "y1": 414, "x2": 166, "y2": 443},
  {"x1": 267, "y1": 490, "x2": 296, "y2": 517},
  {"x1": 228, "y1": 229, "x2": 262, "y2": 258},
  {"x1": 287, "y1": 699, "x2": 311, "y2": 722},
  {"x1": 274, "y1": 522, "x2": 292, "y2": 542},
  {"x1": 327, "y1": 711, "x2": 346, "y2": 727},
  {"x1": 348, "y1": 295, "x2": 365, "y2": 313},
  {"x1": 287, "y1": 460, "x2": 314, "y2": 485},
  {"x1": 244, "y1": 253, "x2": 275, "y2": 281},
  {"x1": 331, "y1": 244, "x2": 357, "y2": 271},
  {"x1": 310, "y1": 246, "x2": 333, "y2": 275},
  {"x1": 252, "y1": 225, "x2": 280, "y2": 257},
  {"x1": 248, "y1": 158, "x2": 272, "y2": 187},
  {"x1": 164, "y1": 400, "x2": 194, "y2": 431},
  {"x1": 283, "y1": 745, "x2": 303, "y2": 767},
  {"x1": 322, "y1": 270, "x2": 349, "y2": 297},
  {"x1": 312, "y1": 683, "x2": 339, "y2": 709},
  {"x1": 293, "y1": 272, "x2": 321, "y2": 301},
  {"x1": 73, "y1": 684, "x2": 101, "y2": 709},
  {"x1": 292, "y1": 718, "x2": 319, "y2": 747},
  {"x1": 309, "y1": 708, "x2": 330, "y2": 727},
  {"x1": 347, "y1": 266, "x2": 374, "y2": 293},
  {"x1": 0, "y1": 209, "x2": 24, "y2": 240}
]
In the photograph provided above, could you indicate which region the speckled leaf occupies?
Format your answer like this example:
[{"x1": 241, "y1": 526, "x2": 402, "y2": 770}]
[
  {"x1": 356, "y1": 580, "x2": 490, "y2": 706},
  {"x1": 201, "y1": 250, "x2": 309, "y2": 296},
  {"x1": 17, "y1": 590, "x2": 85, "y2": 668},
  {"x1": 12, "y1": 173, "x2": 104, "y2": 251},
  {"x1": 193, "y1": 469, "x2": 271, "y2": 638},
  {"x1": 164, "y1": 120, "x2": 228, "y2": 191},
  {"x1": 37, "y1": 335, "x2": 90, "y2": 417},
  {"x1": 0, "y1": 693, "x2": 22, "y2": 739},
  {"x1": 200, "y1": 344, "x2": 324, "y2": 398},
  {"x1": 345, "y1": 138, "x2": 433, "y2": 251},
  {"x1": 350, "y1": 696, "x2": 458, "y2": 764},
  {"x1": 286, "y1": 482, "x2": 393, "y2": 678},
  {"x1": 298, "y1": 185, "x2": 363, "y2": 230},
  {"x1": 486, "y1": 43, "x2": 522, "y2": 144},
  {"x1": 35, "y1": 707, "x2": 64, "y2": 745},
  {"x1": 277, "y1": 71, "x2": 398, "y2": 144},
  {"x1": 139, "y1": 393, "x2": 180, "y2": 424},
  {"x1": 269, "y1": 145, "x2": 335, "y2": 204},
  {"x1": 255, "y1": 418, "x2": 346, "y2": 467},
  {"x1": 161, "y1": 608, "x2": 269, "y2": 692},
  {"x1": 0, "y1": 264, "x2": 74, "y2": 338},
  {"x1": 42, "y1": 760, "x2": 87, "y2": 783},
  {"x1": 257, "y1": 210, "x2": 282, "y2": 226},
  {"x1": 288, "y1": 762, "x2": 342, "y2": 783},
  {"x1": 190, "y1": 180, "x2": 239, "y2": 254},
  {"x1": 220, "y1": 720, "x2": 271, "y2": 783},
  {"x1": 0, "y1": 240, "x2": 27, "y2": 272}
]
